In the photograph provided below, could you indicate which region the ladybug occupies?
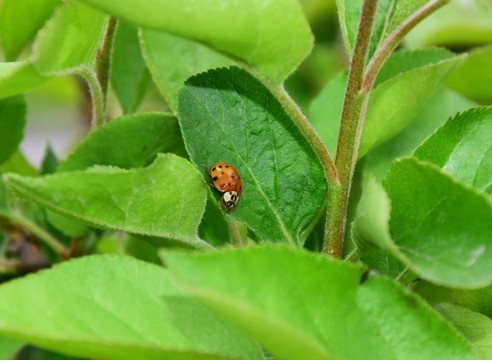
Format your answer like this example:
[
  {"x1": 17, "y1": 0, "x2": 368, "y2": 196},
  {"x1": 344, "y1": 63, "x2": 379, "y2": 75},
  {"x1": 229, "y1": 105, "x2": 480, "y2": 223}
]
[{"x1": 203, "y1": 162, "x2": 242, "y2": 213}]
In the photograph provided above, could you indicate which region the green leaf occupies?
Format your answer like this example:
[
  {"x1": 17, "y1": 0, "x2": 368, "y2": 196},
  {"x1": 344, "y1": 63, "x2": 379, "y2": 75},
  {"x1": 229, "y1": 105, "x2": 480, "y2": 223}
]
[
  {"x1": 178, "y1": 67, "x2": 326, "y2": 245},
  {"x1": 164, "y1": 246, "x2": 476, "y2": 360},
  {"x1": 334, "y1": 0, "x2": 393, "y2": 58},
  {"x1": 0, "y1": 95, "x2": 26, "y2": 165},
  {"x1": 437, "y1": 303, "x2": 492, "y2": 360},
  {"x1": 58, "y1": 112, "x2": 186, "y2": 172},
  {"x1": 364, "y1": 87, "x2": 476, "y2": 181},
  {"x1": 111, "y1": 21, "x2": 146, "y2": 114},
  {"x1": 446, "y1": 46, "x2": 492, "y2": 103},
  {"x1": 33, "y1": 1, "x2": 107, "y2": 75},
  {"x1": 0, "y1": 150, "x2": 37, "y2": 176},
  {"x1": 451, "y1": 284, "x2": 492, "y2": 318},
  {"x1": 140, "y1": 29, "x2": 233, "y2": 112},
  {"x1": 360, "y1": 49, "x2": 466, "y2": 158},
  {"x1": 404, "y1": 1, "x2": 492, "y2": 49},
  {"x1": 198, "y1": 200, "x2": 231, "y2": 247},
  {"x1": 385, "y1": 0, "x2": 429, "y2": 36},
  {"x1": 0, "y1": 335, "x2": 23, "y2": 360},
  {"x1": 0, "y1": 62, "x2": 48, "y2": 99},
  {"x1": 351, "y1": 176, "x2": 406, "y2": 279},
  {"x1": 414, "y1": 106, "x2": 492, "y2": 193},
  {"x1": 382, "y1": 157, "x2": 492, "y2": 288},
  {"x1": 40, "y1": 144, "x2": 59, "y2": 175},
  {"x1": 46, "y1": 210, "x2": 89, "y2": 238},
  {"x1": 308, "y1": 71, "x2": 346, "y2": 156},
  {"x1": 0, "y1": 0, "x2": 62, "y2": 61},
  {"x1": 0, "y1": 255, "x2": 264, "y2": 360},
  {"x1": 309, "y1": 49, "x2": 465, "y2": 160},
  {"x1": 77, "y1": 0, "x2": 313, "y2": 84},
  {"x1": 5, "y1": 154, "x2": 209, "y2": 248}
]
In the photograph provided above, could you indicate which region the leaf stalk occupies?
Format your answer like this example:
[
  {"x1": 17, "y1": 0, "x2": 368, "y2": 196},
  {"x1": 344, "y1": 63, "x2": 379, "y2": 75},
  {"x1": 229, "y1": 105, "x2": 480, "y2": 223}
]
[{"x1": 8, "y1": 213, "x2": 69, "y2": 259}]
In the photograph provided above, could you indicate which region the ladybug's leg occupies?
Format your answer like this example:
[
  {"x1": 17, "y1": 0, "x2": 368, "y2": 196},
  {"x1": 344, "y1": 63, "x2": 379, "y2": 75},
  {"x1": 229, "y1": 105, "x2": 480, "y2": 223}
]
[{"x1": 202, "y1": 163, "x2": 215, "y2": 188}]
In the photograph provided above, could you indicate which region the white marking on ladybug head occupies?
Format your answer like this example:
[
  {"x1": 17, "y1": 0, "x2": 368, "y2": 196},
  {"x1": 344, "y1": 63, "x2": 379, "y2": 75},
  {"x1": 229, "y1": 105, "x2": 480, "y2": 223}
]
[{"x1": 223, "y1": 190, "x2": 239, "y2": 213}]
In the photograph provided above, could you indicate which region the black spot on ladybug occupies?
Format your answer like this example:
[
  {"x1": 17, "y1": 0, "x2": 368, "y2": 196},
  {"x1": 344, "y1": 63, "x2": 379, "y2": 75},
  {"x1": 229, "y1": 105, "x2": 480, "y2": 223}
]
[
  {"x1": 221, "y1": 183, "x2": 226, "y2": 188},
  {"x1": 212, "y1": 176, "x2": 218, "y2": 181},
  {"x1": 225, "y1": 165, "x2": 229, "y2": 168},
  {"x1": 230, "y1": 174, "x2": 235, "y2": 178},
  {"x1": 228, "y1": 181, "x2": 231, "y2": 186},
  {"x1": 218, "y1": 165, "x2": 223, "y2": 168},
  {"x1": 221, "y1": 172, "x2": 224, "y2": 175},
  {"x1": 212, "y1": 167, "x2": 216, "y2": 172}
]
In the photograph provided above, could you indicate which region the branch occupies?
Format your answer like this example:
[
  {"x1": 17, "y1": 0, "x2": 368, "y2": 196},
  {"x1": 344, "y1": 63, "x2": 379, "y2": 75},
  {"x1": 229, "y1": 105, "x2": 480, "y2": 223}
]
[{"x1": 323, "y1": 0, "x2": 379, "y2": 257}]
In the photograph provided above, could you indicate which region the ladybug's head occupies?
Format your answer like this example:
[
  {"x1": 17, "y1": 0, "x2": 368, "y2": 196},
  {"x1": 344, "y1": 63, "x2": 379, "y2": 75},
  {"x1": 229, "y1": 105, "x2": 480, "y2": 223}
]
[{"x1": 223, "y1": 191, "x2": 239, "y2": 213}]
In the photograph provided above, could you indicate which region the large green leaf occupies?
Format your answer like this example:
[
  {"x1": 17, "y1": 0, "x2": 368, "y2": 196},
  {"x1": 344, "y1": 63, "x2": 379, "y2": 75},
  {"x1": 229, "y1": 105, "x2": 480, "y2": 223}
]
[
  {"x1": 111, "y1": 21, "x2": 146, "y2": 114},
  {"x1": 0, "y1": 0, "x2": 61, "y2": 60},
  {"x1": 0, "y1": 95, "x2": 26, "y2": 165},
  {"x1": 364, "y1": 87, "x2": 476, "y2": 181},
  {"x1": 164, "y1": 246, "x2": 476, "y2": 360},
  {"x1": 178, "y1": 67, "x2": 326, "y2": 245},
  {"x1": 140, "y1": 29, "x2": 233, "y2": 112},
  {"x1": 0, "y1": 62, "x2": 48, "y2": 99},
  {"x1": 351, "y1": 176, "x2": 406, "y2": 279},
  {"x1": 359, "y1": 49, "x2": 466, "y2": 157},
  {"x1": 0, "y1": 335, "x2": 23, "y2": 360},
  {"x1": 0, "y1": 255, "x2": 264, "y2": 360},
  {"x1": 58, "y1": 112, "x2": 186, "y2": 172},
  {"x1": 77, "y1": 0, "x2": 312, "y2": 84},
  {"x1": 33, "y1": 1, "x2": 107, "y2": 74},
  {"x1": 5, "y1": 154, "x2": 209, "y2": 248},
  {"x1": 437, "y1": 303, "x2": 492, "y2": 360},
  {"x1": 379, "y1": 158, "x2": 492, "y2": 288},
  {"x1": 309, "y1": 49, "x2": 465, "y2": 159},
  {"x1": 414, "y1": 106, "x2": 492, "y2": 193},
  {"x1": 0, "y1": 1, "x2": 108, "y2": 99},
  {"x1": 446, "y1": 45, "x2": 492, "y2": 104},
  {"x1": 404, "y1": 1, "x2": 492, "y2": 49},
  {"x1": 451, "y1": 284, "x2": 492, "y2": 318}
]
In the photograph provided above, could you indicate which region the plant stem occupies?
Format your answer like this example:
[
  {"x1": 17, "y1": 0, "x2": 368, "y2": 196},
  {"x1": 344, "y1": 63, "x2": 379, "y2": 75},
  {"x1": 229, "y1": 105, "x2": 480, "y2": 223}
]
[
  {"x1": 8, "y1": 213, "x2": 69, "y2": 259},
  {"x1": 227, "y1": 220, "x2": 244, "y2": 246},
  {"x1": 323, "y1": 0, "x2": 451, "y2": 258},
  {"x1": 323, "y1": 0, "x2": 378, "y2": 258},
  {"x1": 362, "y1": 0, "x2": 450, "y2": 91},
  {"x1": 79, "y1": 68, "x2": 105, "y2": 129},
  {"x1": 96, "y1": 16, "x2": 118, "y2": 113}
]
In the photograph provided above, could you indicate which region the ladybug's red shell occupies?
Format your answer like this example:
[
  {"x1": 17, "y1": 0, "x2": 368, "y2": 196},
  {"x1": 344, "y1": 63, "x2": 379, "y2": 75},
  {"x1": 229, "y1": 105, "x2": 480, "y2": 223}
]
[{"x1": 208, "y1": 162, "x2": 242, "y2": 195}]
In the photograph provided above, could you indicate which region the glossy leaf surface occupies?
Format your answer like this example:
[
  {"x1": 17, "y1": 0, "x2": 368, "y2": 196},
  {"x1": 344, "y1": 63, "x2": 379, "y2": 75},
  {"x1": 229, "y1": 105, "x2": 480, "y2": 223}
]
[
  {"x1": 165, "y1": 246, "x2": 476, "y2": 360},
  {"x1": 178, "y1": 67, "x2": 326, "y2": 245},
  {"x1": 59, "y1": 112, "x2": 186, "y2": 172},
  {"x1": 78, "y1": 0, "x2": 313, "y2": 83},
  {"x1": 5, "y1": 154, "x2": 208, "y2": 248},
  {"x1": 0, "y1": 256, "x2": 264, "y2": 360}
]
